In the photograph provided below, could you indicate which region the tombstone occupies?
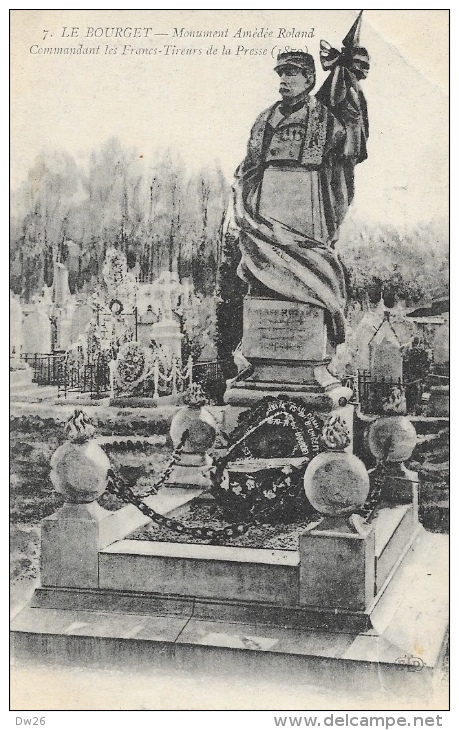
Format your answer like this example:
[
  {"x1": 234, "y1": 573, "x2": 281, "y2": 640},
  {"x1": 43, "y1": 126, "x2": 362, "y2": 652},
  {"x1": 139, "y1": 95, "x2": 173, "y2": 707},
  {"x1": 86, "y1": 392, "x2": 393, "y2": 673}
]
[
  {"x1": 148, "y1": 272, "x2": 185, "y2": 364},
  {"x1": 150, "y1": 319, "x2": 183, "y2": 364},
  {"x1": 22, "y1": 307, "x2": 52, "y2": 354},
  {"x1": 10, "y1": 293, "x2": 24, "y2": 365},
  {"x1": 152, "y1": 271, "x2": 184, "y2": 324},
  {"x1": 102, "y1": 247, "x2": 138, "y2": 312},
  {"x1": 431, "y1": 316, "x2": 449, "y2": 365},
  {"x1": 136, "y1": 283, "x2": 156, "y2": 320},
  {"x1": 369, "y1": 311, "x2": 403, "y2": 381},
  {"x1": 57, "y1": 300, "x2": 76, "y2": 352},
  {"x1": 69, "y1": 302, "x2": 93, "y2": 345},
  {"x1": 348, "y1": 311, "x2": 379, "y2": 371},
  {"x1": 52, "y1": 262, "x2": 70, "y2": 307},
  {"x1": 137, "y1": 305, "x2": 157, "y2": 346},
  {"x1": 41, "y1": 285, "x2": 53, "y2": 308}
]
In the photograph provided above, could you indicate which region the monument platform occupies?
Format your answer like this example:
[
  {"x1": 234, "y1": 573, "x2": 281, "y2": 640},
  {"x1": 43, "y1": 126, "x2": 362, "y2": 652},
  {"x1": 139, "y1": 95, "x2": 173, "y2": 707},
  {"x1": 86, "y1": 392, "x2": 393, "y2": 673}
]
[
  {"x1": 11, "y1": 481, "x2": 448, "y2": 695},
  {"x1": 11, "y1": 529, "x2": 448, "y2": 697}
]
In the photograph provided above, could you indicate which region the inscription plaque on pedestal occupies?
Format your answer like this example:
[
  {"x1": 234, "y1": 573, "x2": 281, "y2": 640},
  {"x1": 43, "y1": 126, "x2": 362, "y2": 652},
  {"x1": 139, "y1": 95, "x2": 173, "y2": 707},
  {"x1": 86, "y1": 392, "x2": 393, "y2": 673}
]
[{"x1": 242, "y1": 297, "x2": 327, "y2": 362}]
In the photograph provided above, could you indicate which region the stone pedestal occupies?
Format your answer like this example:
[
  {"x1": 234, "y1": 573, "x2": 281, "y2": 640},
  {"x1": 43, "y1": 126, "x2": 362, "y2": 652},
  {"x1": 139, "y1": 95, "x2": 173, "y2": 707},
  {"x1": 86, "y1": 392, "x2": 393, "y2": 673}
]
[
  {"x1": 224, "y1": 297, "x2": 352, "y2": 411},
  {"x1": 166, "y1": 404, "x2": 217, "y2": 488},
  {"x1": 41, "y1": 502, "x2": 116, "y2": 589},
  {"x1": 299, "y1": 521, "x2": 375, "y2": 611},
  {"x1": 150, "y1": 319, "x2": 183, "y2": 363},
  {"x1": 166, "y1": 453, "x2": 213, "y2": 489},
  {"x1": 40, "y1": 501, "x2": 151, "y2": 589},
  {"x1": 244, "y1": 296, "x2": 327, "y2": 363},
  {"x1": 299, "y1": 502, "x2": 420, "y2": 612}
]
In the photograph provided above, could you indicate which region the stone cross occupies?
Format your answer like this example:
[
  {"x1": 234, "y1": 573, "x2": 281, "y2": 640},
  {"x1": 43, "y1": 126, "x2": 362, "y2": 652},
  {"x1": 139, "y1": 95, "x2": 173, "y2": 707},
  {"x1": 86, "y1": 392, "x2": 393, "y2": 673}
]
[{"x1": 152, "y1": 272, "x2": 184, "y2": 323}]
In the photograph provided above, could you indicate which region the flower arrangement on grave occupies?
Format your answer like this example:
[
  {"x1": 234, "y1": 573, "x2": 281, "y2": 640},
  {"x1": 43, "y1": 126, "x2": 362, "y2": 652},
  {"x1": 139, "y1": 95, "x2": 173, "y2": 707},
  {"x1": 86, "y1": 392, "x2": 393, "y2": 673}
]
[
  {"x1": 103, "y1": 397, "x2": 378, "y2": 543},
  {"x1": 50, "y1": 410, "x2": 110, "y2": 503},
  {"x1": 115, "y1": 341, "x2": 152, "y2": 394},
  {"x1": 210, "y1": 397, "x2": 324, "y2": 522},
  {"x1": 303, "y1": 415, "x2": 370, "y2": 516}
]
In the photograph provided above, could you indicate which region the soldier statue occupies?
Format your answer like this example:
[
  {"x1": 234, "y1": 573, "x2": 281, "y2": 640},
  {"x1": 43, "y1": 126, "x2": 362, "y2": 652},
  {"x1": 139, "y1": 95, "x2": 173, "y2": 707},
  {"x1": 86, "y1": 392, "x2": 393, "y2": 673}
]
[{"x1": 233, "y1": 12, "x2": 370, "y2": 348}]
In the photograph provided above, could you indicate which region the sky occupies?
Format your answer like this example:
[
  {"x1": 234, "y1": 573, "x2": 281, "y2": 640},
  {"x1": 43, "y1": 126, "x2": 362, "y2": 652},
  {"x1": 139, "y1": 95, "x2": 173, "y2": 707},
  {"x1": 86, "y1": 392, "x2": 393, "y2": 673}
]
[{"x1": 10, "y1": 9, "x2": 449, "y2": 227}]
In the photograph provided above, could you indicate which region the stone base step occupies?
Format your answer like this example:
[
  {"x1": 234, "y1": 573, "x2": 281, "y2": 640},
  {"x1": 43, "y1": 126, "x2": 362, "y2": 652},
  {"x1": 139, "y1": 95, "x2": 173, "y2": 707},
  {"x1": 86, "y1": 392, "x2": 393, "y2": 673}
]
[
  {"x1": 11, "y1": 606, "x2": 446, "y2": 699},
  {"x1": 94, "y1": 504, "x2": 417, "y2": 615},
  {"x1": 410, "y1": 416, "x2": 449, "y2": 435},
  {"x1": 11, "y1": 531, "x2": 448, "y2": 702}
]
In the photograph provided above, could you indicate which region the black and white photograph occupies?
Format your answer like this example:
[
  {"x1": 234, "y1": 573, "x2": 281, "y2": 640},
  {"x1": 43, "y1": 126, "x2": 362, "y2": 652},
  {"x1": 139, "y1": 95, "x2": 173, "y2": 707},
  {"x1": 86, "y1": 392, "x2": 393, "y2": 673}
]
[{"x1": 9, "y1": 9, "x2": 449, "y2": 714}]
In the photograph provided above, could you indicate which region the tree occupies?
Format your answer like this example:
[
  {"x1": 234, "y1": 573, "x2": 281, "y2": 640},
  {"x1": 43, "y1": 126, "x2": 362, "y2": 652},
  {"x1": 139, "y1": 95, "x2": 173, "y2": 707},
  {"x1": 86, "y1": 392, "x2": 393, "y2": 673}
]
[
  {"x1": 10, "y1": 151, "x2": 80, "y2": 301},
  {"x1": 215, "y1": 229, "x2": 246, "y2": 379},
  {"x1": 338, "y1": 217, "x2": 448, "y2": 307}
]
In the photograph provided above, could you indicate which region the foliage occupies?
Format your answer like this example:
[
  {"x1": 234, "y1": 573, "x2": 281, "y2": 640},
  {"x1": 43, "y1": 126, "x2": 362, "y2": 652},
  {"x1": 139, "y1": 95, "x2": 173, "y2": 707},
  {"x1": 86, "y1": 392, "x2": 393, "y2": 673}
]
[
  {"x1": 215, "y1": 230, "x2": 246, "y2": 379},
  {"x1": 181, "y1": 294, "x2": 217, "y2": 362},
  {"x1": 10, "y1": 140, "x2": 228, "y2": 304},
  {"x1": 181, "y1": 330, "x2": 203, "y2": 364},
  {"x1": 338, "y1": 217, "x2": 448, "y2": 307}
]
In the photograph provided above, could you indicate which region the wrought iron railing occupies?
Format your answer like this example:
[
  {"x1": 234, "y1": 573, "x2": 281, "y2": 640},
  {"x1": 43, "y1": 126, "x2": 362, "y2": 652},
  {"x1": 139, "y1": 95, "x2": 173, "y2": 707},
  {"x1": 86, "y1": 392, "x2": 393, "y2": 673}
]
[
  {"x1": 58, "y1": 355, "x2": 111, "y2": 400},
  {"x1": 355, "y1": 369, "x2": 425, "y2": 415},
  {"x1": 20, "y1": 352, "x2": 110, "y2": 399},
  {"x1": 20, "y1": 353, "x2": 66, "y2": 386},
  {"x1": 192, "y1": 359, "x2": 226, "y2": 402}
]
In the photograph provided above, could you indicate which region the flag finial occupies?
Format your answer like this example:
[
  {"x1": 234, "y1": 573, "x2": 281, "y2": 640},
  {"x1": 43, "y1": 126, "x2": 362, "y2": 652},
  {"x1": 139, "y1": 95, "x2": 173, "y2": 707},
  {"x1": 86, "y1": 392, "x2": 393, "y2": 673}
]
[{"x1": 342, "y1": 10, "x2": 363, "y2": 48}]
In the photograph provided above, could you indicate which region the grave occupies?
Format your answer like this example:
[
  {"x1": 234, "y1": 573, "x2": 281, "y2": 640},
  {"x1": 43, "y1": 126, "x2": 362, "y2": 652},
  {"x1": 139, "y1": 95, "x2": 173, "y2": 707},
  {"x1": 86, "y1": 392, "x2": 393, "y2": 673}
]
[
  {"x1": 10, "y1": 293, "x2": 25, "y2": 367},
  {"x1": 11, "y1": 403, "x2": 448, "y2": 694},
  {"x1": 148, "y1": 272, "x2": 184, "y2": 365},
  {"x1": 11, "y1": 483, "x2": 448, "y2": 693},
  {"x1": 369, "y1": 311, "x2": 403, "y2": 382},
  {"x1": 22, "y1": 306, "x2": 52, "y2": 355}
]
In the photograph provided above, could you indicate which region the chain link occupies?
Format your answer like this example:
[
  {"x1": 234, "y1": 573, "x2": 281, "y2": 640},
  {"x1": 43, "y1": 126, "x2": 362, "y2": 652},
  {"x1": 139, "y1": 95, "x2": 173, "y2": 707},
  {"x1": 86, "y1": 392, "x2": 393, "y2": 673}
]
[
  {"x1": 106, "y1": 464, "x2": 261, "y2": 543},
  {"x1": 104, "y1": 410, "x2": 320, "y2": 543},
  {"x1": 105, "y1": 400, "x2": 385, "y2": 543},
  {"x1": 106, "y1": 453, "x2": 315, "y2": 544}
]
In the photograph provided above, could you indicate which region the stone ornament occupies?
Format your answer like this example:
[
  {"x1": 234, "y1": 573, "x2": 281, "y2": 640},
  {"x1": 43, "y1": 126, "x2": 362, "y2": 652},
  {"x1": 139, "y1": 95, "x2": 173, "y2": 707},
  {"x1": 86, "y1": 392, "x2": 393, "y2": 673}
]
[
  {"x1": 366, "y1": 386, "x2": 417, "y2": 463},
  {"x1": 50, "y1": 410, "x2": 110, "y2": 503},
  {"x1": 169, "y1": 384, "x2": 216, "y2": 454},
  {"x1": 304, "y1": 415, "x2": 370, "y2": 516}
]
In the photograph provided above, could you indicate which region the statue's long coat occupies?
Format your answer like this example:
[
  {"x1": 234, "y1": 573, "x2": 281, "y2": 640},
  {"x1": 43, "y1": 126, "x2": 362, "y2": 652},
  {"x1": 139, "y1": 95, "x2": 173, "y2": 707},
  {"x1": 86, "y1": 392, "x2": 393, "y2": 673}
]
[{"x1": 233, "y1": 88, "x2": 368, "y2": 346}]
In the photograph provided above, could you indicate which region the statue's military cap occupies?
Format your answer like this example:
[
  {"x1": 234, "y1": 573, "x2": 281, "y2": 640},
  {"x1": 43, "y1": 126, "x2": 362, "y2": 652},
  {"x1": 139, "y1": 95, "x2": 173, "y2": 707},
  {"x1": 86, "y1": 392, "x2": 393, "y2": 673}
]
[{"x1": 274, "y1": 51, "x2": 315, "y2": 74}]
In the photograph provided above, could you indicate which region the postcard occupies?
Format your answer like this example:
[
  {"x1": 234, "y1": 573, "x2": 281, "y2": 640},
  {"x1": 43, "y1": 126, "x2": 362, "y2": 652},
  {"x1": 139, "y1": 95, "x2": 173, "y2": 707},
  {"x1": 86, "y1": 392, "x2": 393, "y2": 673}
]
[{"x1": 10, "y1": 9, "x2": 449, "y2": 714}]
